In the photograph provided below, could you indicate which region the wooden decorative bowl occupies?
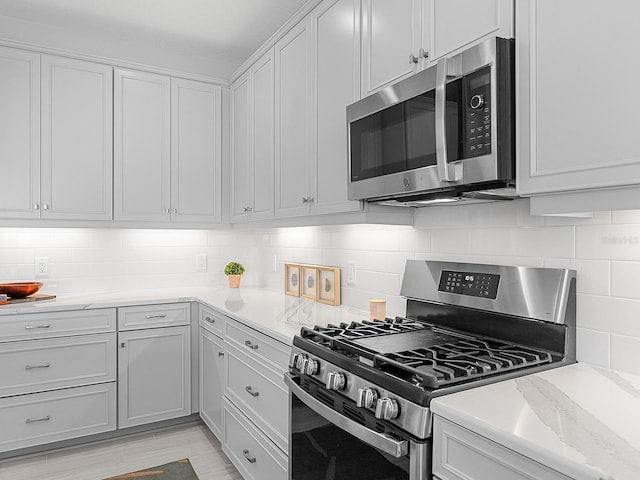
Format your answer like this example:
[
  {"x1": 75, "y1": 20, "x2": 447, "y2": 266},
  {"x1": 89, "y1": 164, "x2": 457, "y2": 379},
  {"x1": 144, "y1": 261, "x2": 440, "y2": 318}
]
[{"x1": 0, "y1": 282, "x2": 43, "y2": 298}]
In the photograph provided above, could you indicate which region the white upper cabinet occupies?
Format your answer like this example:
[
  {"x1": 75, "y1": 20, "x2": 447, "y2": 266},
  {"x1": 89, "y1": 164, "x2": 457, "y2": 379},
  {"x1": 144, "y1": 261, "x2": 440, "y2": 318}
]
[
  {"x1": 274, "y1": 18, "x2": 314, "y2": 218},
  {"x1": 41, "y1": 55, "x2": 113, "y2": 220},
  {"x1": 171, "y1": 79, "x2": 222, "y2": 224},
  {"x1": 361, "y1": 0, "x2": 427, "y2": 96},
  {"x1": 517, "y1": 0, "x2": 640, "y2": 213},
  {"x1": 0, "y1": 46, "x2": 40, "y2": 219},
  {"x1": 312, "y1": 0, "x2": 362, "y2": 214},
  {"x1": 430, "y1": 0, "x2": 513, "y2": 61},
  {"x1": 114, "y1": 69, "x2": 171, "y2": 222},
  {"x1": 231, "y1": 50, "x2": 275, "y2": 222}
]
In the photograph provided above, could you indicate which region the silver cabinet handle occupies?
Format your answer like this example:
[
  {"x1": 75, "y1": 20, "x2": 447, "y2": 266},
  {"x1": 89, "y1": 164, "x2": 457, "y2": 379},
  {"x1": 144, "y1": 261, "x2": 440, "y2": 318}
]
[
  {"x1": 34, "y1": 203, "x2": 40, "y2": 210},
  {"x1": 26, "y1": 416, "x2": 50, "y2": 424},
  {"x1": 242, "y1": 449, "x2": 256, "y2": 463},
  {"x1": 25, "y1": 363, "x2": 50, "y2": 370},
  {"x1": 409, "y1": 53, "x2": 419, "y2": 64},
  {"x1": 302, "y1": 196, "x2": 315, "y2": 204},
  {"x1": 243, "y1": 206, "x2": 253, "y2": 212},
  {"x1": 218, "y1": 352, "x2": 224, "y2": 358},
  {"x1": 205, "y1": 316, "x2": 215, "y2": 323},
  {"x1": 42, "y1": 203, "x2": 49, "y2": 210},
  {"x1": 245, "y1": 386, "x2": 259, "y2": 397},
  {"x1": 419, "y1": 47, "x2": 429, "y2": 59},
  {"x1": 145, "y1": 314, "x2": 167, "y2": 319},
  {"x1": 25, "y1": 324, "x2": 51, "y2": 330},
  {"x1": 244, "y1": 340, "x2": 258, "y2": 350},
  {"x1": 164, "y1": 208, "x2": 170, "y2": 214},
  {"x1": 172, "y1": 208, "x2": 178, "y2": 214}
]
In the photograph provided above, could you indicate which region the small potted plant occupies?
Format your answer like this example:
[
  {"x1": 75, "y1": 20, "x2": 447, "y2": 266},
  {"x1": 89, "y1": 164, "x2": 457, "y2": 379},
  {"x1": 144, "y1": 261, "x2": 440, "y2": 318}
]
[{"x1": 224, "y1": 261, "x2": 245, "y2": 288}]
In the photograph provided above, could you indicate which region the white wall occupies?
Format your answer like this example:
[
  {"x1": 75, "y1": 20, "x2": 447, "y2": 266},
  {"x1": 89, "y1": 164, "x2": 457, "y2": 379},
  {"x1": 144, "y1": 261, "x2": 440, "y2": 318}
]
[{"x1": 1, "y1": 199, "x2": 640, "y2": 376}]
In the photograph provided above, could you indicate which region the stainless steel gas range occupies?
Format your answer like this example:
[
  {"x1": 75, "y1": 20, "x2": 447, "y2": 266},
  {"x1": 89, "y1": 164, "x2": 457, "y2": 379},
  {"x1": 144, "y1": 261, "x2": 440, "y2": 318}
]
[{"x1": 285, "y1": 260, "x2": 576, "y2": 480}]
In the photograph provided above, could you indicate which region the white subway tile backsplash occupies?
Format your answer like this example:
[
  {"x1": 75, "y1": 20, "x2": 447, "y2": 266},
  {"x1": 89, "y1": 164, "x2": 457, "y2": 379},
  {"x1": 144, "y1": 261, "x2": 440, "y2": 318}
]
[
  {"x1": 576, "y1": 224, "x2": 640, "y2": 260},
  {"x1": 575, "y1": 328, "x2": 610, "y2": 368},
  {"x1": 610, "y1": 335, "x2": 640, "y2": 376},
  {"x1": 431, "y1": 229, "x2": 469, "y2": 254},
  {"x1": 611, "y1": 262, "x2": 640, "y2": 299},
  {"x1": 355, "y1": 270, "x2": 402, "y2": 296},
  {"x1": 543, "y1": 258, "x2": 610, "y2": 296},
  {"x1": 577, "y1": 294, "x2": 640, "y2": 337},
  {"x1": 514, "y1": 226, "x2": 575, "y2": 258},
  {"x1": 469, "y1": 228, "x2": 517, "y2": 256},
  {"x1": 611, "y1": 209, "x2": 640, "y2": 224}
]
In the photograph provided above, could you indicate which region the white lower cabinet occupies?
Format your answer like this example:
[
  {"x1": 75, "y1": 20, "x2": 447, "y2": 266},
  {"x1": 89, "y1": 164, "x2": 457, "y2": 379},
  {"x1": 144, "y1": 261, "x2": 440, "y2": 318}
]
[
  {"x1": 433, "y1": 416, "x2": 572, "y2": 480},
  {"x1": 117, "y1": 304, "x2": 191, "y2": 429},
  {"x1": 0, "y1": 309, "x2": 117, "y2": 454},
  {"x1": 199, "y1": 315, "x2": 225, "y2": 440},
  {"x1": 223, "y1": 397, "x2": 287, "y2": 480}
]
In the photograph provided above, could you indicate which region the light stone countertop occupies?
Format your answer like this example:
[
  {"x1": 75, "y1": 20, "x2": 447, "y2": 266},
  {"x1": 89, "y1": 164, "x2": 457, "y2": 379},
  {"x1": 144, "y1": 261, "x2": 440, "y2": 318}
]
[
  {"x1": 0, "y1": 286, "x2": 372, "y2": 344},
  {"x1": 430, "y1": 363, "x2": 640, "y2": 480}
]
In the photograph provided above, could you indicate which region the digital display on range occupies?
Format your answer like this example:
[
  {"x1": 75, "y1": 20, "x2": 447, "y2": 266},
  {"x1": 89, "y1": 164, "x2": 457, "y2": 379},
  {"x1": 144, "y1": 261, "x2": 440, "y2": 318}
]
[{"x1": 438, "y1": 270, "x2": 500, "y2": 299}]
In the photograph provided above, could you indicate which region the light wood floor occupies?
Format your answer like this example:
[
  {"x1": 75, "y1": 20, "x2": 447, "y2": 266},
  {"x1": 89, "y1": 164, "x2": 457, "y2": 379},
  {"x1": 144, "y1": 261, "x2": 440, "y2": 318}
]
[{"x1": 0, "y1": 422, "x2": 242, "y2": 480}]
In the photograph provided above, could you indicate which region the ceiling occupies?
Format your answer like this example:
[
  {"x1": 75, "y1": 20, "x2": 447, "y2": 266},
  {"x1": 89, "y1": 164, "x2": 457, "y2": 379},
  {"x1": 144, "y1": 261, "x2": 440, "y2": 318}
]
[{"x1": 0, "y1": 0, "x2": 309, "y2": 74}]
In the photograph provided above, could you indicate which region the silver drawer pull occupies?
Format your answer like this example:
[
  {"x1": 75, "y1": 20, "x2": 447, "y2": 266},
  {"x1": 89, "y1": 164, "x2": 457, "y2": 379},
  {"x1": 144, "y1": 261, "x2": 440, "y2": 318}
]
[
  {"x1": 26, "y1": 416, "x2": 50, "y2": 424},
  {"x1": 218, "y1": 352, "x2": 224, "y2": 358},
  {"x1": 205, "y1": 316, "x2": 215, "y2": 323},
  {"x1": 244, "y1": 340, "x2": 258, "y2": 350},
  {"x1": 245, "y1": 386, "x2": 259, "y2": 397},
  {"x1": 25, "y1": 363, "x2": 51, "y2": 370},
  {"x1": 145, "y1": 314, "x2": 167, "y2": 319},
  {"x1": 242, "y1": 449, "x2": 256, "y2": 463},
  {"x1": 25, "y1": 324, "x2": 51, "y2": 330}
]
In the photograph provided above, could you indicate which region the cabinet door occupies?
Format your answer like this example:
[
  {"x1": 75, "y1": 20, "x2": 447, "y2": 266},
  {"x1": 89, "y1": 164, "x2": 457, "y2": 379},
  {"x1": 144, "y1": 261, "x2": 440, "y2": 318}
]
[
  {"x1": 312, "y1": 0, "x2": 362, "y2": 215},
  {"x1": 0, "y1": 47, "x2": 40, "y2": 219},
  {"x1": 361, "y1": 0, "x2": 422, "y2": 95},
  {"x1": 114, "y1": 69, "x2": 171, "y2": 222},
  {"x1": 171, "y1": 79, "x2": 222, "y2": 224},
  {"x1": 41, "y1": 55, "x2": 113, "y2": 220},
  {"x1": 517, "y1": 0, "x2": 640, "y2": 202},
  {"x1": 199, "y1": 327, "x2": 224, "y2": 440},
  {"x1": 251, "y1": 50, "x2": 275, "y2": 220},
  {"x1": 230, "y1": 71, "x2": 253, "y2": 221},
  {"x1": 118, "y1": 325, "x2": 191, "y2": 428},
  {"x1": 430, "y1": 0, "x2": 513, "y2": 61},
  {"x1": 274, "y1": 18, "x2": 314, "y2": 217}
]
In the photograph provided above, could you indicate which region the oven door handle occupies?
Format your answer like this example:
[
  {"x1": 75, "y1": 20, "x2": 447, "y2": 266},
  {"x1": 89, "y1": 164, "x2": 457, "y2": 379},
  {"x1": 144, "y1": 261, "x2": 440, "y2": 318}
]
[{"x1": 284, "y1": 374, "x2": 409, "y2": 458}]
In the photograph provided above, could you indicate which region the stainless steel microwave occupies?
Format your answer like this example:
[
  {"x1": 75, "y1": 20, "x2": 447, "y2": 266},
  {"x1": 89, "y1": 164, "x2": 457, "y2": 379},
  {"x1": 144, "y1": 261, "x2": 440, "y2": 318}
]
[{"x1": 347, "y1": 37, "x2": 515, "y2": 205}]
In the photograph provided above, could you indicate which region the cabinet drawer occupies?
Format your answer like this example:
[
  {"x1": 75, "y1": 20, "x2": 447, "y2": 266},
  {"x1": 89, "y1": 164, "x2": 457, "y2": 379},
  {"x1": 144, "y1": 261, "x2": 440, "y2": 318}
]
[
  {"x1": 117, "y1": 303, "x2": 190, "y2": 330},
  {"x1": 226, "y1": 344, "x2": 288, "y2": 451},
  {"x1": 225, "y1": 319, "x2": 290, "y2": 371},
  {"x1": 433, "y1": 416, "x2": 573, "y2": 480},
  {"x1": 0, "y1": 382, "x2": 116, "y2": 453},
  {"x1": 223, "y1": 398, "x2": 287, "y2": 480},
  {"x1": 199, "y1": 305, "x2": 225, "y2": 338},
  {"x1": 0, "y1": 309, "x2": 116, "y2": 342},
  {"x1": 0, "y1": 333, "x2": 116, "y2": 398}
]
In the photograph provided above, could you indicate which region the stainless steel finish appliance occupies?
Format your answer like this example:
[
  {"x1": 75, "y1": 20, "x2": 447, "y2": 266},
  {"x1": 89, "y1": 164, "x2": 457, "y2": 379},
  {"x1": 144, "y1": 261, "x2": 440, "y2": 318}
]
[
  {"x1": 347, "y1": 37, "x2": 515, "y2": 206},
  {"x1": 287, "y1": 260, "x2": 576, "y2": 480}
]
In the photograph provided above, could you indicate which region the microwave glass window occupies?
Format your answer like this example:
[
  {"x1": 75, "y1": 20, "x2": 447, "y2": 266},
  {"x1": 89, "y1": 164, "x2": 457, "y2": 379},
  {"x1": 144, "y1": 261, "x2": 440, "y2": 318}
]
[
  {"x1": 445, "y1": 79, "x2": 463, "y2": 163},
  {"x1": 350, "y1": 91, "x2": 437, "y2": 181}
]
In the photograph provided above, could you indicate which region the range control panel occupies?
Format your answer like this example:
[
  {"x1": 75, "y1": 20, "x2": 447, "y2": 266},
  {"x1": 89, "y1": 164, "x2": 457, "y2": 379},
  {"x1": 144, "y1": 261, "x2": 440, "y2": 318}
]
[{"x1": 438, "y1": 270, "x2": 500, "y2": 299}]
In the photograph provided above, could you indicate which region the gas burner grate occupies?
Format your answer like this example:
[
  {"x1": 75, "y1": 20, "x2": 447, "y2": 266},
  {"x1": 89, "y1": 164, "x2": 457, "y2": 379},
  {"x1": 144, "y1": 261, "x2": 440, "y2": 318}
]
[{"x1": 373, "y1": 338, "x2": 553, "y2": 388}]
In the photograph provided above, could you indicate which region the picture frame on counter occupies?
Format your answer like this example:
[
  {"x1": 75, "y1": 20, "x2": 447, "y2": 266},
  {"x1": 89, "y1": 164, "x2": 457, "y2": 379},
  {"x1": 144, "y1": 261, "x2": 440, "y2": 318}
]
[
  {"x1": 301, "y1": 265, "x2": 318, "y2": 300},
  {"x1": 317, "y1": 267, "x2": 340, "y2": 306},
  {"x1": 285, "y1": 263, "x2": 300, "y2": 297}
]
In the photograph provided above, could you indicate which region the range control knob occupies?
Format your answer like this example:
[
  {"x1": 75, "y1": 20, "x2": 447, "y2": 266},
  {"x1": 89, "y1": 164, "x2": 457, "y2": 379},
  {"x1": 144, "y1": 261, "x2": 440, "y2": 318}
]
[
  {"x1": 326, "y1": 372, "x2": 346, "y2": 391},
  {"x1": 375, "y1": 397, "x2": 399, "y2": 420},
  {"x1": 470, "y1": 94, "x2": 485, "y2": 109},
  {"x1": 291, "y1": 353, "x2": 305, "y2": 371},
  {"x1": 356, "y1": 387, "x2": 379, "y2": 408},
  {"x1": 302, "y1": 358, "x2": 319, "y2": 375}
]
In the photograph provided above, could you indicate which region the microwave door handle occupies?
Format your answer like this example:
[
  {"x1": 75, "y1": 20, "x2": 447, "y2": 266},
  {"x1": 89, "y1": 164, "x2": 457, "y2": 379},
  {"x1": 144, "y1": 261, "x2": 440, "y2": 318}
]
[
  {"x1": 284, "y1": 374, "x2": 409, "y2": 458},
  {"x1": 436, "y1": 57, "x2": 462, "y2": 183}
]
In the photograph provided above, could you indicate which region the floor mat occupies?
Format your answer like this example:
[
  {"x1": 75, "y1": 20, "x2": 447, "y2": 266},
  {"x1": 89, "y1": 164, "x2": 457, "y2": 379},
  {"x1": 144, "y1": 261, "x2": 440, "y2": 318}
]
[{"x1": 103, "y1": 458, "x2": 199, "y2": 479}]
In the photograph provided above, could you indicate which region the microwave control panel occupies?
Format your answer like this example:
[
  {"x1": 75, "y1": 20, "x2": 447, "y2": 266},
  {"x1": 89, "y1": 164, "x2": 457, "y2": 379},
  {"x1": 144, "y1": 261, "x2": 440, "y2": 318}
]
[
  {"x1": 465, "y1": 66, "x2": 492, "y2": 158},
  {"x1": 438, "y1": 270, "x2": 500, "y2": 299}
]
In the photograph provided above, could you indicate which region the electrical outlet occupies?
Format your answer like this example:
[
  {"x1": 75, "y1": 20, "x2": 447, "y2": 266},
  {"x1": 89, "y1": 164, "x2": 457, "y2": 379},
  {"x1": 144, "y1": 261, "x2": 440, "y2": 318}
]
[
  {"x1": 347, "y1": 261, "x2": 356, "y2": 286},
  {"x1": 195, "y1": 254, "x2": 208, "y2": 272},
  {"x1": 35, "y1": 257, "x2": 50, "y2": 278}
]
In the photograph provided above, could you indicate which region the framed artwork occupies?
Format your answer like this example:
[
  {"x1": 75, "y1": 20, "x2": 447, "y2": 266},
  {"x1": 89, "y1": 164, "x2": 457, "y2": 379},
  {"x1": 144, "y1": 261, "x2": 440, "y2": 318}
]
[
  {"x1": 284, "y1": 263, "x2": 300, "y2": 296},
  {"x1": 317, "y1": 267, "x2": 340, "y2": 306},
  {"x1": 301, "y1": 265, "x2": 318, "y2": 300}
]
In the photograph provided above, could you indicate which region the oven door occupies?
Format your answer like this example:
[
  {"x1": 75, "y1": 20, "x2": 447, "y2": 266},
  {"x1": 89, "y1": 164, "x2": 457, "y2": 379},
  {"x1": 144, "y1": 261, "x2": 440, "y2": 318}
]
[{"x1": 285, "y1": 373, "x2": 431, "y2": 480}]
